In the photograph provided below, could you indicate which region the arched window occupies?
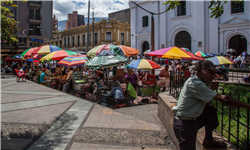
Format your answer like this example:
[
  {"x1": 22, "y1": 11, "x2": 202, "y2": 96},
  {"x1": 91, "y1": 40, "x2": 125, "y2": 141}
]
[
  {"x1": 142, "y1": 41, "x2": 149, "y2": 53},
  {"x1": 175, "y1": 31, "x2": 191, "y2": 52},
  {"x1": 229, "y1": 35, "x2": 247, "y2": 56}
]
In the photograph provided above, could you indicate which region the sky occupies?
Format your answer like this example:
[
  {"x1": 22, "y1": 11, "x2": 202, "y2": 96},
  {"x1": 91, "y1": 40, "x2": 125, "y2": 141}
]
[{"x1": 53, "y1": 0, "x2": 130, "y2": 21}]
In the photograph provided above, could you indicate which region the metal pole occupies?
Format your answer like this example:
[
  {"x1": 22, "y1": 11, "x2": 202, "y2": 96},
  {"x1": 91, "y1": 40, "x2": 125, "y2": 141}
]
[
  {"x1": 92, "y1": 8, "x2": 94, "y2": 48},
  {"x1": 86, "y1": 0, "x2": 90, "y2": 52},
  {"x1": 151, "y1": 15, "x2": 155, "y2": 74}
]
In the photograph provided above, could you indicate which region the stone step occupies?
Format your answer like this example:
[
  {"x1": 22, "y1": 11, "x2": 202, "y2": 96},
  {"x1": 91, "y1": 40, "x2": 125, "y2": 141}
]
[{"x1": 72, "y1": 127, "x2": 176, "y2": 148}]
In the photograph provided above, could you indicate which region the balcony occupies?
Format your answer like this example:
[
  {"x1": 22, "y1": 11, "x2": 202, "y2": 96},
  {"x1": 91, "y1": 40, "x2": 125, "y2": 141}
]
[
  {"x1": 29, "y1": 30, "x2": 42, "y2": 36},
  {"x1": 29, "y1": 1, "x2": 42, "y2": 8},
  {"x1": 29, "y1": 14, "x2": 42, "y2": 24}
]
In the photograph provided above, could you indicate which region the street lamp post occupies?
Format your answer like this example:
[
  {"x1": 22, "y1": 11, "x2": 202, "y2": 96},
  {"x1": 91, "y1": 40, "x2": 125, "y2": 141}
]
[
  {"x1": 92, "y1": 8, "x2": 95, "y2": 48},
  {"x1": 86, "y1": 0, "x2": 90, "y2": 52},
  {"x1": 131, "y1": 1, "x2": 167, "y2": 74}
]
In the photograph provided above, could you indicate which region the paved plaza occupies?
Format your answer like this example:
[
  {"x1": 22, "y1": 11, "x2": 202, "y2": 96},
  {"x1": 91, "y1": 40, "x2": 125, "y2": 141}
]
[{"x1": 1, "y1": 73, "x2": 177, "y2": 150}]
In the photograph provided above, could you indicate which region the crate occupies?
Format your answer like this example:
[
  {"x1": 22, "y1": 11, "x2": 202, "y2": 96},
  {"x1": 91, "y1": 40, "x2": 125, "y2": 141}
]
[{"x1": 100, "y1": 93, "x2": 109, "y2": 103}]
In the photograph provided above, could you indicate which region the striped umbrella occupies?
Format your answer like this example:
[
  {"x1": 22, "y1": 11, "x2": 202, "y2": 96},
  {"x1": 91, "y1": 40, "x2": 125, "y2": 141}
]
[
  {"x1": 58, "y1": 55, "x2": 88, "y2": 67},
  {"x1": 87, "y1": 44, "x2": 139, "y2": 58},
  {"x1": 40, "y1": 50, "x2": 77, "y2": 61},
  {"x1": 12, "y1": 54, "x2": 23, "y2": 59},
  {"x1": 85, "y1": 54, "x2": 128, "y2": 69},
  {"x1": 32, "y1": 45, "x2": 62, "y2": 55},
  {"x1": 147, "y1": 46, "x2": 203, "y2": 60},
  {"x1": 143, "y1": 50, "x2": 151, "y2": 54},
  {"x1": 206, "y1": 56, "x2": 233, "y2": 65},
  {"x1": 126, "y1": 59, "x2": 161, "y2": 70},
  {"x1": 180, "y1": 47, "x2": 191, "y2": 52},
  {"x1": 195, "y1": 51, "x2": 207, "y2": 57},
  {"x1": 23, "y1": 47, "x2": 38, "y2": 58}
]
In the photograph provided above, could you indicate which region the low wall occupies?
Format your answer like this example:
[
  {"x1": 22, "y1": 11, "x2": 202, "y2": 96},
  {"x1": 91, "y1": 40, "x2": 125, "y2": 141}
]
[
  {"x1": 158, "y1": 93, "x2": 179, "y2": 149},
  {"x1": 158, "y1": 92, "x2": 237, "y2": 150}
]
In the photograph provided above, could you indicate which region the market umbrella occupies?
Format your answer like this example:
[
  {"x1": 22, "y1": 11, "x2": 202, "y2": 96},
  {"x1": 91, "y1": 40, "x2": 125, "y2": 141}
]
[
  {"x1": 143, "y1": 50, "x2": 151, "y2": 54},
  {"x1": 206, "y1": 56, "x2": 233, "y2": 65},
  {"x1": 23, "y1": 47, "x2": 38, "y2": 58},
  {"x1": 85, "y1": 50, "x2": 128, "y2": 69},
  {"x1": 58, "y1": 55, "x2": 88, "y2": 67},
  {"x1": 126, "y1": 59, "x2": 161, "y2": 70},
  {"x1": 195, "y1": 51, "x2": 207, "y2": 57},
  {"x1": 147, "y1": 46, "x2": 202, "y2": 60},
  {"x1": 40, "y1": 50, "x2": 77, "y2": 61},
  {"x1": 12, "y1": 54, "x2": 23, "y2": 59},
  {"x1": 32, "y1": 45, "x2": 62, "y2": 55},
  {"x1": 21, "y1": 47, "x2": 37, "y2": 58},
  {"x1": 26, "y1": 59, "x2": 39, "y2": 63},
  {"x1": 180, "y1": 47, "x2": 191, "y2": 52},
  {"x1": 179, "y1": 49, "x2": 204, "y2": 60},
  {"x1": 87, "y1": 44, "x2": 139, "y2": 58},
  {"x1": 226, "y1": 49, "x2": 236, "y2": 52}
]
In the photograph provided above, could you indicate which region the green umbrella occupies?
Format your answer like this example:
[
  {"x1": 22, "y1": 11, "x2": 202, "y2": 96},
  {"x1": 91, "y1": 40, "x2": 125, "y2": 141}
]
[
  {"x1": 85, "y1": 54, "x2": 128, "y2": 69},
  {"x1": 21, "y1": 47, "x2": 37, "y2": 57}
]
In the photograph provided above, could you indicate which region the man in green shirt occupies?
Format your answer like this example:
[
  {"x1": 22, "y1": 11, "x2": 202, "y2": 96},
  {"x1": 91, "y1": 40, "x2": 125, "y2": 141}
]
[
  {"x1": 125, "y1": 77, "x2": 137, "y2": 106},
  {"x1": 173, "y1": 60, "x2": 250, "y2": 150}
]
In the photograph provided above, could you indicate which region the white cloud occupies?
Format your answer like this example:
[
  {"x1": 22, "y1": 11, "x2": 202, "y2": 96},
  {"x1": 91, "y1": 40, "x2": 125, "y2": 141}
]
[{"x1": 53, "y1": 0, "x2": 129, "y2": 21}]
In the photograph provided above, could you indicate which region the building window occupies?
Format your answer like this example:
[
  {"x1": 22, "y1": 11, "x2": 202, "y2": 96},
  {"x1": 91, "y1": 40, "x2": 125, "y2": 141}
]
[
  {"x1": 72, "y1": 36, "x2": 74, "y2": 47},
  {"x1": 59, "y1": 40, "x2": 62, "y2": 48},
  {"x1": 121, "y1": 33, "x2": 125, "y2": 45},
  {"x1": 177, "y1": 1, "x2": 186, "y2": 16},
  {"x1": 29, "y1": 9, "x2": 41, "y2": 20},
  {"x1": 231, "y1": 1, "x2": 244, "y2": 14},
  {"x1": 56, "y1": 41, "x2": 58, "y2": 46},
  {"x1": 67, "y1": 37, "x2": 69, "y2": 47},
  {"x1": 29, "y1": 24, "x2": 41, "y2": 35},
  {"x1": 51, "y1": 41, "x2": 54, "y2": 45},
  {"x1": 64, "y1": 38, "x2": 66, "y2": 47},
  {"x1": 142, "y1": 16, "x2": 148, "y2": 27},
  {"x1": 88, "y1": 34, "x2": 91, "y2": 45},
  {"x1": 94, "y1": 33, "x2": 97, "y2": 45},
  {"x1": 106, "y1": 32, "x2": 111, "y2": 41},
  {"x1": 19, "y1": 38, "x2": 27, "y2": 47},
  {"x1": 77, "y1": 35, "x2": 79, "y2": 46},
  {"x1": 83, "y1": 35, "x2": 85, "y2": 46}
]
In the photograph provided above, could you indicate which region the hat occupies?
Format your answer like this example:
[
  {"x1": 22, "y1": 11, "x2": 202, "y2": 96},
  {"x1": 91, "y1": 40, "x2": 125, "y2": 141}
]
[{"x1": 195, "y1": 60, "x2": 221, "y2": 73}]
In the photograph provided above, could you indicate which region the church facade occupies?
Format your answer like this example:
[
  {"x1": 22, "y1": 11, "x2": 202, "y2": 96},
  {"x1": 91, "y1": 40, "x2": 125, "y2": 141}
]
[{"x1": 129, "y1": 1, "x2": 250, "y2": 56}]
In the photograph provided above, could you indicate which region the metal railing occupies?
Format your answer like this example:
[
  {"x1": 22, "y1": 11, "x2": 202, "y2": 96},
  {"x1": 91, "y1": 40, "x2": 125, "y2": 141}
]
[
  {"x1": 213, "y1": 87, "x2": 250, "y2": 150},
  {"x1": 29, "y1": 1, "x2": 42, "y2": 5},
  {"x1": 225, "y1": 68, "x2": 250, "y2": 83},
  {"x1": 169, "y1": 70, "x2": 250, "y2": 150}
]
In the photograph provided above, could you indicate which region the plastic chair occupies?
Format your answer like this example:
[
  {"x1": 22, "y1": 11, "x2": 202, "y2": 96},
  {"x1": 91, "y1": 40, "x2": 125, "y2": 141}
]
[
  {"x1": 51, "y1": 82, "x2": 57, "y2": 89},
  {"x1": 114, "y1": 103, "x2": 126, "y2": 109},
  {"x1": 15, "y1": 69, "x2": 26, "y2": 82}
]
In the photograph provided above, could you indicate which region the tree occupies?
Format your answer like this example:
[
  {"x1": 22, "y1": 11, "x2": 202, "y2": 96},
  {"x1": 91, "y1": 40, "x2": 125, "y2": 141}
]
[
  {"x1": 163, "y1": 0, "x2": 244, "y2": 19},
  {"x1": 1, "y1": 0, "x2": 25, "y2": 45}
]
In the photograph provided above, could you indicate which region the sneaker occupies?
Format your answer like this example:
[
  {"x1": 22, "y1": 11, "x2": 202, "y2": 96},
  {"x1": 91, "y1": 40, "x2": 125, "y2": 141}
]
[{"x1": 202, "y1": 139, "x2": 227, "y2": 149}]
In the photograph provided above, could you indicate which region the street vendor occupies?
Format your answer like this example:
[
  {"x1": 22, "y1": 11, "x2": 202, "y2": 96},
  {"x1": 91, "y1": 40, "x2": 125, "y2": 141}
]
[
  {"x1": 124, "y1": 77, "x2": 137, "y2": 106},
  {"x1": 159, "y1": 65, "x2": 170, "y2": 92},
  {"x1": 107, "y1": 81, "x2": 125, "y2": 108},
  {"x1": 126, "y1": 69, "x2": 138, "y2": 90},
  {"x1": 40, "y1": 68, "x2": 51, "y2": 87},
  {"x1": 172, "y1": 60, "x2": 250, "y2": 150},
  {"x1": 159, "y1": 65, "x2": 170, "y2": 78}
]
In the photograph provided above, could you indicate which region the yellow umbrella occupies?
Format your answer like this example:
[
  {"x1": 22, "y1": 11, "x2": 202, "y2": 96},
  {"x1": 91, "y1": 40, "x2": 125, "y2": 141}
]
[{"x1": 147, "y1": 46, "x2": 191, "y2": 59}]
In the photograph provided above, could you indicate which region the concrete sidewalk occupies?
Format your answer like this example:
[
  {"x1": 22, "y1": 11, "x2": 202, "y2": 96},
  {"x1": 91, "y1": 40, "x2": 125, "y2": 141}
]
[{"x1": 1, "y1": 75, "x2": 176, "y2": 150}]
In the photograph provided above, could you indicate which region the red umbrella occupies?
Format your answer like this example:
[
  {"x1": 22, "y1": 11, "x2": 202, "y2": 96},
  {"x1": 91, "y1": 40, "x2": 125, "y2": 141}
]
[{"x1": 24, "y1": 47, "x2": 38, "y2": 58}]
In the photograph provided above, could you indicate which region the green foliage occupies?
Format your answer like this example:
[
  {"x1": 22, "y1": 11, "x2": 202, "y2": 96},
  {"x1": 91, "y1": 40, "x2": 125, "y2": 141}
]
[
  {"x1": 1, "y1": 0, "x2": 23, "y2": 45},
  {"x1": 53, "y1": 31, "x2": 62, "y2": 34},
  {"x1": 211, "y1": 83, "x2": 250, "y2": 150},
  {"x1": 163, "y1": 0, "x2": 244, "y2": 19}
]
